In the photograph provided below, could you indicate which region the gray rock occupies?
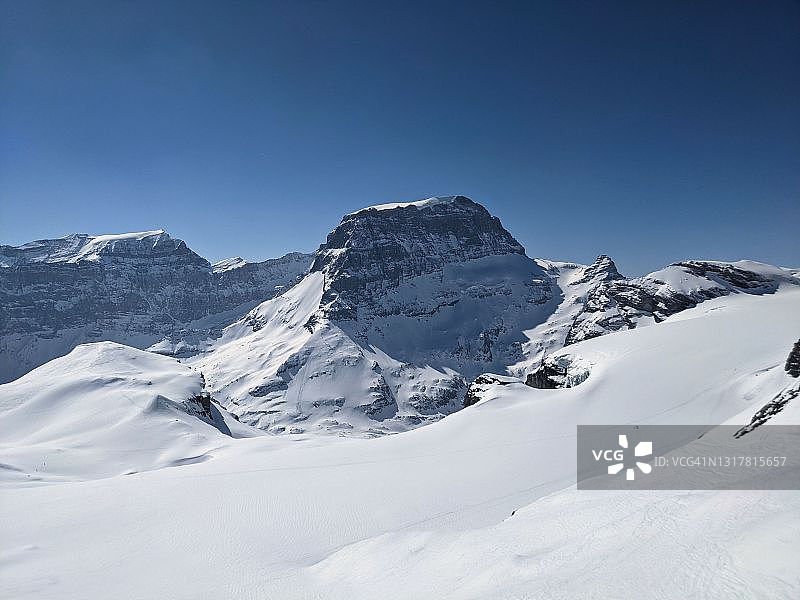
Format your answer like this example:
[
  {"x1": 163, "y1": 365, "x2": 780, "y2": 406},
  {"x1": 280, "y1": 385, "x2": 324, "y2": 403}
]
[
  {"x1": 785, "y1": 339, "x2": 800, "y2": 378},
  {"x1": 310, "y1": 196, "x2": 532, "y2": 322},
  {"x1": 463, "y1": 373, "x2": 520, "y2": 407}
]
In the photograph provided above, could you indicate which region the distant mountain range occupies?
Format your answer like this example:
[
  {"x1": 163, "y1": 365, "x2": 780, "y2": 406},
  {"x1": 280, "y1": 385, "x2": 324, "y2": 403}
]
[
  {"x1": 0, "y1": 230, "x2": 312, "y2": 382},
  {"x1": 2, "y1": 196, "x2": 797, "y2": 438}
]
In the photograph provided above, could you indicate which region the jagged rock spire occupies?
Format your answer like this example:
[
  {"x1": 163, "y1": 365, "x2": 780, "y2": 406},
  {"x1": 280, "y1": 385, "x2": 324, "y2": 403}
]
[{"x1": 574, "y1": 254, "x2": 624, "y2": 284}]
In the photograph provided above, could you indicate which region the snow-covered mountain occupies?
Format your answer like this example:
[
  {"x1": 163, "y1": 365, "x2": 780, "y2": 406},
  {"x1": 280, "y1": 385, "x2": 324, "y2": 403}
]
[
  {"x1": 511, "y1": 255, "x2": 799, "y2": 383},
  {"x1": 194, "y1": 196, "x2": 559, "y2": 435},
  {"x1": 192, "y1": 196, "x2": 798, "y2": 437},
  {"x1": 3, "y1": 199, "x2": 795, "y2": 441},
  {"x1": 0, "y1": 230, "x2": 312, "y2": 383}
]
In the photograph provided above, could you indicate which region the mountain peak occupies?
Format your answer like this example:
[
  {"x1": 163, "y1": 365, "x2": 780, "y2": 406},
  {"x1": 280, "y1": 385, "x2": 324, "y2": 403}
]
[
  {"x1": 574, "y1": 254, "x2": 624, "y2": 284},
  {"x1": 309, "y1": 196, "x2": 527, "y2": 321},
  {"x1": 199, "y1": 197, "x2": 555, "y2": 434},
  {"x1": 317, "y1": 196, "x2": 521, "y2": 264}
]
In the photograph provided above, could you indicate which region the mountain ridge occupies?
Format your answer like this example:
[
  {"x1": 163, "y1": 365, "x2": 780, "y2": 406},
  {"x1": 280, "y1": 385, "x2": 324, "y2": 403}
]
[
  {"x1": 3, "y1": 198, "x2": 797, "y2": 436},
  {"x1": 0, "y1": 230, "x2": 313, "y2": 383}
]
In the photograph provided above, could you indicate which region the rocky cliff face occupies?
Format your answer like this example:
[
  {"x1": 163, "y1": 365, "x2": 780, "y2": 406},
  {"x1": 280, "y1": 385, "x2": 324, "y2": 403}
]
[
  {"x1": 786, "y1": 339, "x2": 800, "y2": 379},
  {"x1": 307, "y1": 196, "x2": 555, "y2": 371},
  {"x1": 310, "y1": 196, "x2": 528, "y2": 320},
  {"x1": 0, "y1": 230, "x2": 311, "y2": 383},
  {"x1": 211, "y1": 251, "x2": 313, "y2": 317}
]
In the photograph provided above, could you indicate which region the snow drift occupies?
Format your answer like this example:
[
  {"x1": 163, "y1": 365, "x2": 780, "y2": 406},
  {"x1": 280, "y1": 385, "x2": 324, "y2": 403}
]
[{"x1": 0, "y1": 342, "x2": 257, "y2": 483}]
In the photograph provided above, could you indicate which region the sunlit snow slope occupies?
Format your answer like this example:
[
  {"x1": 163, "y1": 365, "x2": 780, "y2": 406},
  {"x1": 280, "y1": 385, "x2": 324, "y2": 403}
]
[{"x1": 0, "y1": 342, "x2": 258, "y2": 483}]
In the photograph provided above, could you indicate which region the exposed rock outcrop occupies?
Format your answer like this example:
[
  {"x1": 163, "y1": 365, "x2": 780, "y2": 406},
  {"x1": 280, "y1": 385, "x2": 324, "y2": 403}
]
[
  {"x1": 735, "y1": 382, "x2": 800, "y2": 438},
  {"x1": 525, "y1": 363, "x2": 565, "y2": 389},
  {"x1": 785, "y1": 339, "x2": 800, "y2": 378},
  {"x1": 737, "y1": 339, "x2": 800, "y2": 436},
  {"x1": 463, "y1": 373, "x2": 520, "y2": 407},
  {"x1": 525, "y1": 355, "x2": 591, "y2": 389}
]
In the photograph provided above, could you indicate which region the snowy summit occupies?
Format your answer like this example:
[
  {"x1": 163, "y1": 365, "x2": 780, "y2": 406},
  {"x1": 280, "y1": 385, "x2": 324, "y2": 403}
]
[{"x1": 349, "y1": 194, "x2": 470, "y2": 214}]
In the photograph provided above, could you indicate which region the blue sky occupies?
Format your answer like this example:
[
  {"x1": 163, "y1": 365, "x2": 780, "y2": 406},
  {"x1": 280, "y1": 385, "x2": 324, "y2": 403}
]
[{"x1": 1, "y1": 0, "x2": 797, "y2": 275}]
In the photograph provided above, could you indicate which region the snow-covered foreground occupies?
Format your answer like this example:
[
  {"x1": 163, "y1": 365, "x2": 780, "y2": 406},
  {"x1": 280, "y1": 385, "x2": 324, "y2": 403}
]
[
  {"x1": 2, "y1": 288, "x2": 799, "y2": 599},
  {"x1": 309, "y1": 488, "x2": 800, "y2": 600}
]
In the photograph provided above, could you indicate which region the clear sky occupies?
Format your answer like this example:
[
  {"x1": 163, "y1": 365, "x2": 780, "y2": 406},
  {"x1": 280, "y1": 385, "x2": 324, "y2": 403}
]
[{"x1": 1, "y1": 1, "x2": 798, "y2": 275}]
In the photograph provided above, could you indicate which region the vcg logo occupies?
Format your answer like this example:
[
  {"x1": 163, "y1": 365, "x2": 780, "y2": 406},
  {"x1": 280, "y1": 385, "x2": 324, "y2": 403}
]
[{"x1": 592, "y1": 434, "x2": 653, "y2": 480}]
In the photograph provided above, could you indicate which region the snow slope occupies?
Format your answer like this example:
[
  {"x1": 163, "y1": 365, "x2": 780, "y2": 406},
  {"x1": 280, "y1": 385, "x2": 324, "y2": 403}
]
[
  {"x1": 2, "y1": 286, "x2": 798, "y2": 599},
  {"x1": 307, "y1": 488, "x2": 800, "y2": 599},
  {"x1": 194, "y1": 270, "x2": 470, "y2": 434},
  {"x1": 0, "y1": 342, "x2": 257, "y2": 484}
]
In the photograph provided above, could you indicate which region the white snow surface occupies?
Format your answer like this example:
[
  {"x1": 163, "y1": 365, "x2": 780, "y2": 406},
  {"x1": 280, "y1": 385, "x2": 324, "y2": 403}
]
[
  {"x1": 350, "y1": 195, "x2": 462, "y2": 214},
  {"x1": 0, "y1": 342, "x2": 258, "y2": 483},
  {"x1": 2, "y1": 286, "x2": 799, "y2": 598},
  {"x1": 641, "y1": 259, "x2": 797, "y2": 295},
  {"x1": 0, "y1": 230, "x2": 169, "y2": 265},
  {"x1": 211, "y1": 256, "x2": 248, "y2": 272},
  {"x1": 67, "y1": 230, "x2": 169, "y2": 263}
]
